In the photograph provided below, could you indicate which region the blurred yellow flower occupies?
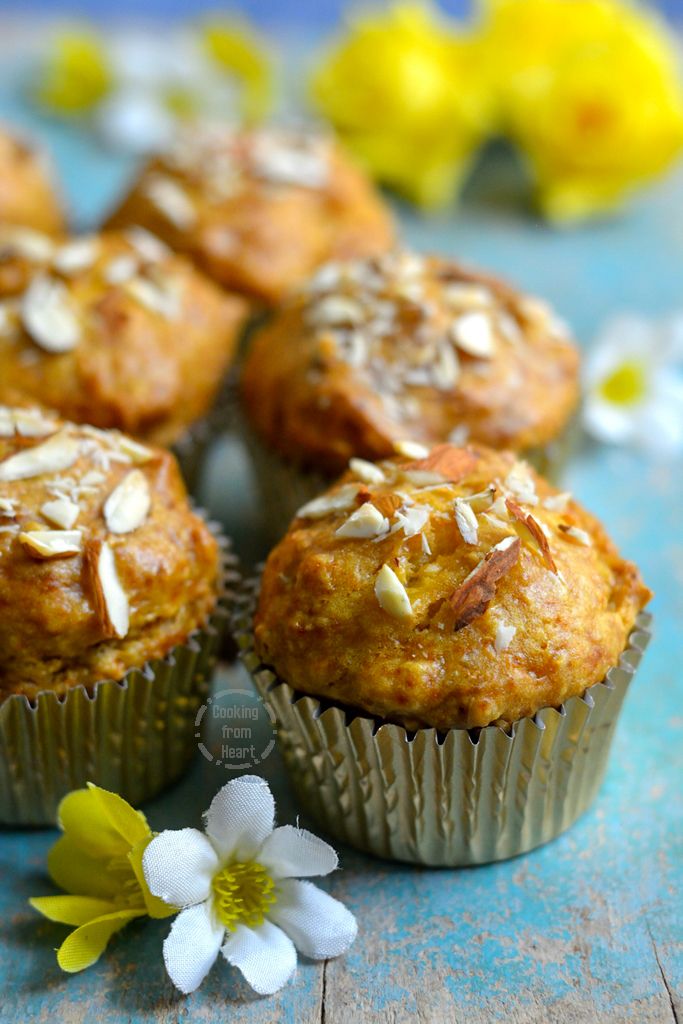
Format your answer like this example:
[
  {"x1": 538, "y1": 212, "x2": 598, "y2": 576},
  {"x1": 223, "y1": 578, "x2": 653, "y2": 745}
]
[
  {"x1": 481, "y1": 0, "x2": 683, "y2": 223},
  {"x1": 29, "y1": 784, "x2": 174, "y2": 973},
  {"x1": 201, "y1": 18, "x2": 273, "y2": 123},
  {"x1": 35, "y1": 29, "x2": 112, "y2": 115},
  {"x1": 310, "y1": 2, "x2": 494, "y2": 209}
]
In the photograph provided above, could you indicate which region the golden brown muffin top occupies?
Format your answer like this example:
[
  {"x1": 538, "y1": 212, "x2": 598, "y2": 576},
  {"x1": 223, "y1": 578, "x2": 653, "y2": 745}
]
[
  {"x1": 254, "y1": 444, "x2": 651, "y2": 730},
  {"x1": 0, "y1": 126, "x2": 64, "y2": 235},
  {"x1": 242, "y1": 250, "x2": 580, "y2": 473},
  {"x1": 0, "y1": 408, "x2": 219, "y2": 700},
  {"x1": 106, "y1": 124, "x2": 395, "y2": 304},
  {"x1": 0, "y1": 227, "x2": 247, "y2": 443}
]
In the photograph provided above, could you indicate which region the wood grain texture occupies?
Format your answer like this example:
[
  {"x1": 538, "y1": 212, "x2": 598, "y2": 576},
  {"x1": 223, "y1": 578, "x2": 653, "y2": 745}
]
[{"x1": 0, "y1": 44, "x2": 682, "y2": 1024}]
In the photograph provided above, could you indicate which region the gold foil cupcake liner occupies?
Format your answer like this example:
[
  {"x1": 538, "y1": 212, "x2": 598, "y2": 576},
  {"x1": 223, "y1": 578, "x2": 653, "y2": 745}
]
[
  {"x1": 0, "y1": 521, "x2": 241, "y2": 827},
  {"x1": 241, "y1": 419, "x2": 581, "y2": 545},
  {"x1": 234, "y1": 577, "x2": 652, "y2": 866}
]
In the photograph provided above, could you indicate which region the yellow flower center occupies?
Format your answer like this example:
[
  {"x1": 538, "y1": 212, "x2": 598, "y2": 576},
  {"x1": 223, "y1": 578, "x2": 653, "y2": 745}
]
[
  {"x1": 599, "y1": 360, "x2": 649, "y2": 406},
  {"x1": 211, "y1": 862, "x2": 277, "y2": 931}
]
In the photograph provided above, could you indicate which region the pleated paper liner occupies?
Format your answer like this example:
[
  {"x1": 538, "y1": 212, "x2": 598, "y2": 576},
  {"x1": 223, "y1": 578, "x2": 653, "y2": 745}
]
[
  {"x1": 241, "y1": 417, "x2": 581, "y2": 546},
  {"x1": 234, "y1": 578, "x2": 652, "y2": 867},
  {"x1": 0, "y1": 521, "x2": 241, "y2": 827}
]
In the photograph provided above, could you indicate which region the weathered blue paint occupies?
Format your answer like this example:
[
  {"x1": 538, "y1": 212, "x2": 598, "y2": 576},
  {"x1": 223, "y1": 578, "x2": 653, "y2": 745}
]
[{"x1": 0, "y1": 46, "x2": 681, "y2": 1023}]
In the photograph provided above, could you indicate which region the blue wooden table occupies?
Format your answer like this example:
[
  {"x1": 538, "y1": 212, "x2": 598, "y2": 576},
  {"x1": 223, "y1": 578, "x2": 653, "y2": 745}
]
[{"x1": 1, "y1": 49, "x2": 682, "y2": 1024}]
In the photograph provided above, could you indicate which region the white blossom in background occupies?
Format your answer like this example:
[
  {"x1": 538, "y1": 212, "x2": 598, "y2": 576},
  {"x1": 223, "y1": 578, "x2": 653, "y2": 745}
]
[
  {"x1": 96, "y1": 31, "x2": 246, "y2": 154},
  {"x1": 142, "y1": 775, "x2": 357, "y2": 995},
  {"x1": 583, "y1": 313, "x2": 683, "y2": 457}
]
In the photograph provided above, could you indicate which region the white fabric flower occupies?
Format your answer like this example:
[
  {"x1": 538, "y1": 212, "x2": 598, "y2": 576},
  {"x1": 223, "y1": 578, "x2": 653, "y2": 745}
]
[
  {"x1": 583, "y1": 313, "x2": 683, "y2": 457},
  {"x1": 142, "y1": 775, "x2": 357, "y2": 995}
]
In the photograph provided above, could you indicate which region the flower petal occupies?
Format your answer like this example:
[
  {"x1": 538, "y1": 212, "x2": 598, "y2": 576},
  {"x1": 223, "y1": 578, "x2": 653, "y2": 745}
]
[
  {"x1": 29, "y1": 895, "x2": 118, "y2": 926},
  {"x1": 259, "y1": 826, "x2": 338, "y2": 879},
  {"x1": 87, "y1": 783, "x2": 150, "y2": 847},
  {"x1": 221, "y1": 920, "x2": 297, "y2": 995},
  {"x1": 56, "y1": 788, "x2": 131, "y2": 858},
  {"x1": 163, "y1": 902, "x2": 224, "y2": 994},
  {"x1": 128, "y1": 837, "x2": 176, "y2": 919},
  {"x1": 270, "y1": 879, "x2": 358, "y2": 960},
  {"x1": 143, "y1": 828, "x2": 217, "y2": 909},
  {"x1": 57, "y1": 909, "x2": 143, "y2": 973},
  {"x1": 204, "y1": 775, "x2": 275, "y2": 863},
  {"x1": 47, "y1": 836, "x2": 121, "y2": 899}
]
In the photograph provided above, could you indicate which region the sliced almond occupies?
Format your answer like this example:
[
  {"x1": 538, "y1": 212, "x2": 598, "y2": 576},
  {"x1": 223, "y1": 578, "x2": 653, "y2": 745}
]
[
  {"x1": 104, "y1": 469, "x2": 151, "y2": 534},
  {"x1": 115, "y1": 435, "x2": 154, "y2": 465},
  {"x1": 126, "y1": 276, "x2": 180, "y2": 320},
  {"x1": 495, "y1": 620, "x2": 516, "y2": 654},
  {"x1": 336, "y1": 502, "x2": 388, "y2": 539},
  {"x1": 12, "y1": 408, "x2": 59, "y2": 438},
  {"x1": 309, "y1": 295, "x2": 365, "y2": 328},
  {"x1": 543, "y1": 492, "x2": 572, "y2": 513},
  {"x1": 103, "y1": 254, "x2": 138, "y2": 285},
  {"x1": 0, "y1": 227, "x2": 54, "y2": 263},
  {"x1": 53, "y1": 237, "x2": 99, "y2": 275},
  {"x1": 375, "y1": 564, "x2": 412, "y2": 619},
  {"x1": 454, "y1": 497, "x2": 478, "y2": 545},
  {"x1": 41, "y1": 497, "x2": 79, "y2": 529},
  {"x1": 349, "y1": 457, "x2": 385, "y2": 485},
  {"x1": 446, "y1": 536, "x2": 520, "y2": 632},
  {"x1": 297, "y1": 483, "x2": 361, "y2": 520},
  {"x1": 21, "y1": 275, "x2": 81, "y2": 353},
  {"x1": 443, "y1": 283, "x2": 493, "y2": 309},
  {"x1": 451, "y1": 311, "x2": 495, "y2": 358},
  {"x1": 506, "y1": 498, "x2": 558, "y2": 574},
  {"x1": 394, "y1": 505, "x2": 429, "y2": 538},
  {"x1": 124, "y1": 226, "x2": 171, "y2": 263},
  {"x1": 460, "y1": 484, "x2": 497, "y2": 513},
  {"x1": 432, "y1": 343, "x2": 460, "y2": 390},
  {"x1": 558, "y1": 523, "x2": 592, "y2": 546},
  {"x1": 367, "y1": 492, "x2": 403, "y2": 519},
  {"x1": 393, "y1": 439, "x2": 429, "y2": 460},
  {"x1": 402, "y1": 445, "x2": 477, "y2": 484},
  {"x1": 19, "y1": 529, "x2": 82, "y2": 559},
  {"x1": 503, "y1": 463, "x2": 538, "y2": 506},
  {"x1": 144, "y1": 174, "x2": 196, "y2": 229},
  {"x1": 84, "y1": 539, "x2": 130, "y2": 638},
  {"x1": 0, "y1": 431, "x2": 80, "y2": 482}
]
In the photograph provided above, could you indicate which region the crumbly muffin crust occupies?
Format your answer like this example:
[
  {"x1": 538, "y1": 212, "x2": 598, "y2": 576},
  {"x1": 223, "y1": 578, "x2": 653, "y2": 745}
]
[
  {"x1": 0, "y1": 409, "x2": 219, "y2": 700},
  {"x1": 0, "y1": 127, "x2": 64, "y2": 235},
  {"x1": 106, "y1": 124, "x2": 395, "y2": 304},
  {"x1": 254, "y1": 444, "x2": 651, "y2": 729},
  {"x1": 0, "y1": 227, "x2": 247, "y2": 443},
  {"x1": 242, "y1": 250, "x2": 580, "y2": 472}
]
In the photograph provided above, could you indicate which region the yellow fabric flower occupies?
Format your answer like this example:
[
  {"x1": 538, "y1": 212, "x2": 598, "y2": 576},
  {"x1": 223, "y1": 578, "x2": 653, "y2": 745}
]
[
  {"x1": 311, "y1": 2, "x2": 494, "y2": 209},
  {"x1": 201, "y1": 18, "x2": 273, "y2": 123},
  {"x1": 481, "y1": 0, "x2": 683, "y2": 223},
  {"x1": 34, "y1": 29, "x2": 112, "y2": 115},
  {"x1": 30, "y1": 784, "x2": 174, "y2": 973}
]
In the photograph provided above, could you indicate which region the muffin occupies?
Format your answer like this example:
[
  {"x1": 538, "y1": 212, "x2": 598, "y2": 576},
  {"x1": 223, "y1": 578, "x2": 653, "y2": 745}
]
[
  {"x1": 105, "y1": 123, "x2": 396, "y2": 305},
  {"x1": 0, "y1": 408, "x2": 236, "y2": 824},
  {"x1": 0, "y1": 125, "x2": 64, "y2": 235},
  {"x1": 241, "y1": 250, "x2": 581, "y2": 538},
  {"x1": 236, "y1": 443, "x2": 651, "y2": 865},
  {"x1": 0, "y1": 226, "x2": 247, "y2": 486}
]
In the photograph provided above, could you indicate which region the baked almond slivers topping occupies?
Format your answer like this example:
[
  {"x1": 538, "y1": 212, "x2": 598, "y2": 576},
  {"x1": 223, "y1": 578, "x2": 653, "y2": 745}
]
[
  {"x1": 558, "y1": 523, "x2": 592, "y2": 546},
  {"x1": 495, "y1": 621, "x2": 517, "y2": 654},
  {"x1": 41, "y1": 497, "x2": 79, "y2": 529},
  {"x1": 0, "y1": 431, "x2": 80, "y2": 482},
  {"x1": 349, "y1": 457, "x2": 385, "y2": 485},
  {"x1": 53, "y1": 237, "x2": 99, "y2": 275},
  {"x1": 104, "y1": 469, "x2": 151, "y2": 534},
  {"x1": 85, "y1": 539, "x2": 130, "y2": 639},
  {"x1": 19, "y1": 529, "x2": 82, "y2": 559},
  {"x1": 21, "y1": 275, "x2": 81, "y2": 353},
  {"x1": 336, "y1": 502, "x2": 388, "y2": 539},
  {"x1": 450, "y1": 311, "x2": 495, "y2": 358},
  {"x1": 0, "y1": 406, "x2": 58, "y2": 439},
  {"x1": 0, "y1": 227, "x2": 54, "y2": 263},
  {"x1": 116, "y1": 435, "x2": 154, "y2": 465},
  {"x1": 447, "y1": 536, "x2": 521, "y2": 632},
  {"x1": 505, "y1": 498, "x2": 559, "y2": 574},
  {"x1": 297, "y1": 484, "x2": 361, "y2": 520},
  {"x1": 144, "y1": 174, "x2": 197, "y2": 229},
  {"x1": 375, "y1": 564, "x2": 413, "y2": 619},
  {"x1": 393, "y1": 439, "x2": 429, "y2": 459},
  {"x1": 454, "y1": 497, "x2": 478, "y2": 545},
  {"x1": 403, "y1": 445, "x2": 478, "y2": 483},
  {"x1": 367, "y1": 492, "x2": 403, "y2": 519}
]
